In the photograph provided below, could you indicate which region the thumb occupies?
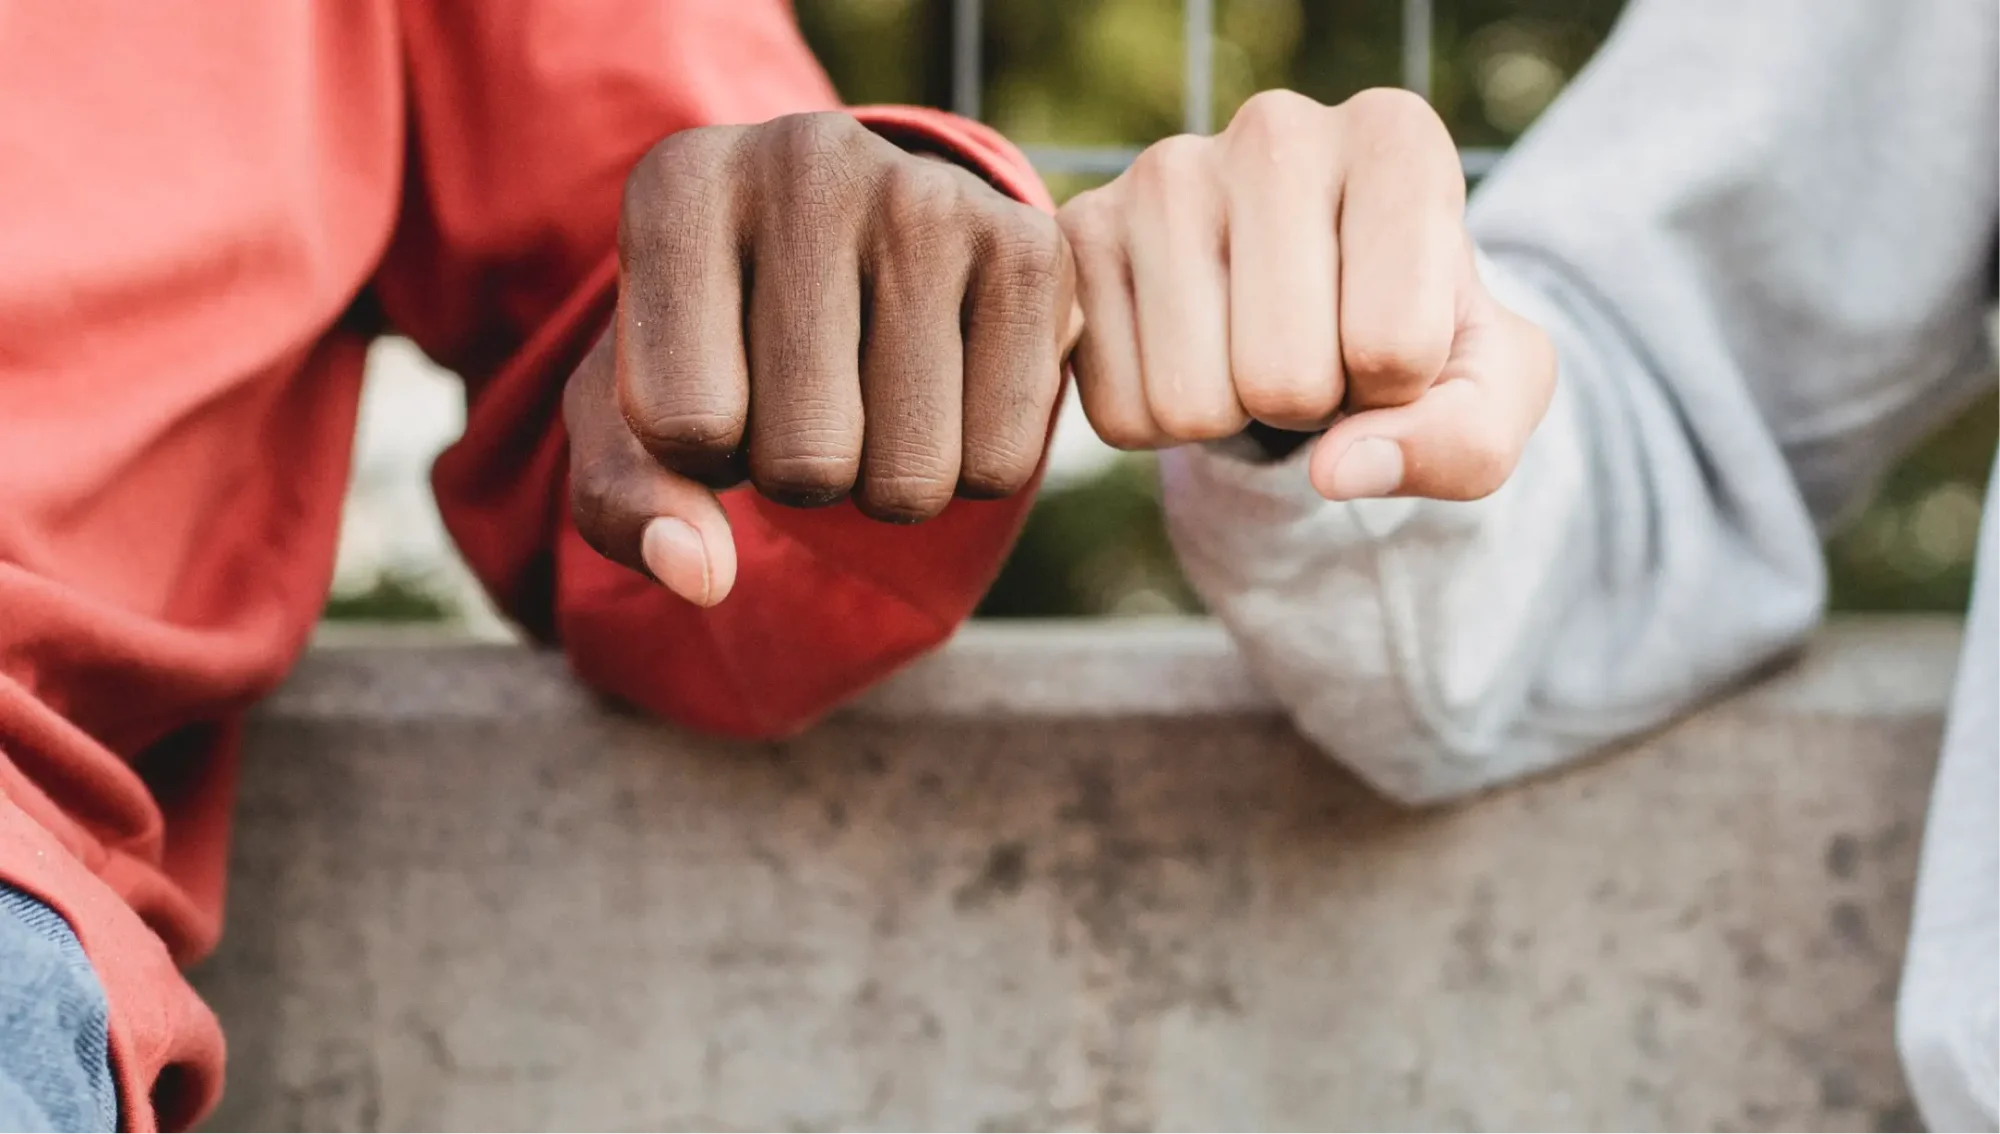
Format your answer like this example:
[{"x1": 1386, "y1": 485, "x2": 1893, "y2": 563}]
[
  {"x1": 576, "y1": 460, "x2": 740, "y2": 607},
  {"x1": 566, "y1": 331, "x2": 741, "y2": 606},
  {"x1": 1308, "y1": 293, "x2": 1554, "y2": 503}
]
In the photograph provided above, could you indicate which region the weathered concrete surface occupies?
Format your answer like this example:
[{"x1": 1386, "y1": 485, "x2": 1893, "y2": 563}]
[{"x1": 194, "y1": 618, "x2": 1961, "y2": 1132}]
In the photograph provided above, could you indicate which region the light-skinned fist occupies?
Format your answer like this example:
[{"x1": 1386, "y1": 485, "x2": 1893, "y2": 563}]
[{"x1": 1058, "y1": 88, "x2": 1555, "y2": 502}]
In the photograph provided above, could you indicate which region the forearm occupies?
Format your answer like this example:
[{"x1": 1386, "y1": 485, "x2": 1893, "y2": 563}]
[
  {"x1": 1163, "y1": 251, "x2": 1826, "y2": 803},
  {"x1": 1165, "y1": 0, "x2": 1995, "y2": 803}
]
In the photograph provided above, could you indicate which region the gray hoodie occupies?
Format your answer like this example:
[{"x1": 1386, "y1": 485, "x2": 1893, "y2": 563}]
[{"x1": 1160, "y1": 0, "x2": 1998, "y2": 1127}]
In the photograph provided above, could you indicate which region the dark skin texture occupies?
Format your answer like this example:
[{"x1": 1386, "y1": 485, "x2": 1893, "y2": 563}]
[{"x1": 563, "y1": 112, "x2": 1081, "y2": 606}]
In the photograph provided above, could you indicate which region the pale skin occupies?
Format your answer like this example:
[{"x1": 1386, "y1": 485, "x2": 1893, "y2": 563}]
[{"x1": 1058, "y1": 87, "x2": 1556, "y2": 502}]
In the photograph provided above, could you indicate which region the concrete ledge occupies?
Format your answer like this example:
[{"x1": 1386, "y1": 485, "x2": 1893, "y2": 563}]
[
  {"x1": 291, "y1": 615, "x2": 1959, "y2": 723},
  {"x1": 197, "y1": 617, "x2": 1962, "y2": 1132},
  {"x1": 292, "y1": 618, "x2": 1279, "y2": 722}
]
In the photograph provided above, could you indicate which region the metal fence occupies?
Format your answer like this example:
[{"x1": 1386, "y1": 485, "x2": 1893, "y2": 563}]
[{"x1": 950, "y1": 0, "x2": 1503, "y2": 179}]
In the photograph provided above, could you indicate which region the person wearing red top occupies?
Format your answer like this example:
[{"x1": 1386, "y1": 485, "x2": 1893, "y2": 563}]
[{"x1": 0, "y1": 2, "x2": 1075, "y2": 1129}]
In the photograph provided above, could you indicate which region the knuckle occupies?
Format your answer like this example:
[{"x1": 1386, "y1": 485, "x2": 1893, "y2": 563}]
[
  {"x1": 1236, "y1": 371, "x2": 1340, "y2": 428},
  {"x1": 621, "y1": 128, "x2": 733, "y2": 255},
  {"x1": 1144, "y1": 373, "x2": 1247, "y2": 441},
  {"x1": 1341, "y1": 86, "x2": 1442, "y2": 134},
  {"x1": 627, "y1": 407, "x2": 743, "y2": 460},
  {"x1": 958, "y1": 464, "x2": 1030, "y2": 500},
  {"x1": 1090, "y1": 414, "x2": 1156, "y2": 452},
  {"x1": 1150, "y1": 399, "x2": 1246, "y2": 443},
  {"x1": 1227, "y1": 89, "x2": 1327, "y2": 152},
  {"x1": 1130, "y1": 133, "x2": 1210, "y2": 191},
  {"x1": 858, "y1": 470, "x2": 954, "y2": 523},
  {"x1": 1339, "y1": 337, "x2": 1419, "y2": 385},
  {"x1": 1076, "y1": 391, "x2": 1154, "y2": 452},
  {"x1": 1339, "y1": 88, "x2": 1463, "y2": 197},
  {"x1": 765, "y1": 112, "x2": 876, "y2": 212},
  {"x1": 619, "y1": 375, "x2": 744, "y2": 456},
  {"x1": 776, "y1": 110, "x2": 870, "y2": 159},
  {"x1": 1072, "y1": 354, "x2": 1153, "y2": 451},
  {"x1": 990, "y1": 203, "x2": 1064, "y2": 264},
  {"x1": 881, "y1": 155, "x2": 957, "y2": 214},
  {"x1": 980, "y1": 212, "x2": 1066, "y2": 298},
  {"x1": 1128, "y1": 135, "x2": 1217, "y2": 233},
  {"x1": 876, "y1": 161, "x2": 966, "y2": 262},
  {"x1": 752, "y1": 450, "x2": 857, "y2": 506},
  {"x1": 959, "y1": 435, "x2": 1039, "y2": 497},
  {"x1": 1342, "y1": 328, "x2": 1445, "y2": 404},
  {"x1": 1056, "y1": 189, "x2": 1121, "y2": 257},
  {"x1": 624, "y1": 130, "x2": 691, "y2": 206}
]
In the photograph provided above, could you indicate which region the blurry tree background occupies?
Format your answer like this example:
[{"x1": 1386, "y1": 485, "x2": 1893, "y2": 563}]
[{"x1": 324, "y1": 0, "x2": 1996, "y2": 626}]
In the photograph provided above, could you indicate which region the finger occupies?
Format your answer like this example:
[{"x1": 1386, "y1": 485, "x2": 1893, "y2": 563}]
[
  {"x1": 959, "y1": 203, "x2": 1071, "y2": 498},
  {"x1": 856, "y1": 160, "x2": 970, "y2": 522},
  {"x1": 1221, "y1": 91, "x2": 1344, "y2": 430},
  {"x1": 1059, "y1": 188, "x2": 1160, "y2": 450},
  {"x1": 1126, "y1": 136, "x2": 1246, "y2": 443},
  {"x1": 1308, "y1": 298, "x2": 1555, "y2": 502},
  {"x1": 744, "y1": 117, "x2": 871, "y2": 507},
  {"x1": 567, "y1": 333, "x2": 740, "y2": 605},
  {"x1": 1334, "y1": 88, "x2": 1466, "y2": 412},
  {"x1": 615, "y1": 125, "x2": 753, "y2": 488}
]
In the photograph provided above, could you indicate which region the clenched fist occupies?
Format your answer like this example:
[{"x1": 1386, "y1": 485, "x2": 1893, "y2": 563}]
[
  {"x1": 1058, "y1": 88, "x2": 1554, "y2": 501},
  {"x1": 565, "y1": 112, "x2": 1078, "y2": 607}
]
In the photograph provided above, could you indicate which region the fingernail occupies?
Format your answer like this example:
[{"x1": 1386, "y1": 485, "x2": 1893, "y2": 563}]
[
  {"x1": 1327, "y1": 437, "x2": 1405, "y2": 500},
  {"x1": 641, "y1": 518, "x2": 711, "y2": 605}
]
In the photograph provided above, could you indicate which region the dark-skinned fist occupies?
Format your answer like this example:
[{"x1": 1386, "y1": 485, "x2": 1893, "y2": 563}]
[{"x1": 564, "y1": 112, "x2": 1080, "y2": 606}]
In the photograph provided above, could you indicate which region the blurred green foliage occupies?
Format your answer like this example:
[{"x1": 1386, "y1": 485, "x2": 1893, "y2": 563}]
[
  {"x1": 323, "y1": 572, "x2": 450, "y2": 622},
  {"x1": 980, "y1": 454, "x2": 1204, "y2": 618},
  {"x1": 1827, "y1": 392, "x2": 1996, "y2": 612},
  {"x1": 795, "y1": 0, "x2": 1996, "y2": 620},
  {"x1": 798, "y1": 0, "x2": 1624, "y2": 150}
]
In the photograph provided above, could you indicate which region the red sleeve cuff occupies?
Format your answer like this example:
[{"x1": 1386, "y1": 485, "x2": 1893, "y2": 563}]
[
  {"x1": 853, "y1": 105, "x2": 1057, "y2": 214},
  {"x1": 433, "y1": 107, "x2": 1055, "y2": 737}
]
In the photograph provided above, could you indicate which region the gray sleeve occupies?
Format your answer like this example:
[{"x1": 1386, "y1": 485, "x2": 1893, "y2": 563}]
[{"x1": 1159, "y1": 0, "x2": 1997, "y2": 804}]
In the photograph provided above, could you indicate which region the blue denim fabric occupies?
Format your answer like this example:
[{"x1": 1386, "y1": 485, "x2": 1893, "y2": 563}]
[{"x1": 0, "y1": 885, "x2": 117, "y2": 1132}]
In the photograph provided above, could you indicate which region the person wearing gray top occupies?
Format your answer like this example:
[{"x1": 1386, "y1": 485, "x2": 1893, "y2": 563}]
[{"x1": 1055, "y1": 1, "x2": 1997, "y2": 1127}]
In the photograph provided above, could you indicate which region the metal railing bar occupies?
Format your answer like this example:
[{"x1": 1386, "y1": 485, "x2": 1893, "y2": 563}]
[
  {"x1": 1401, "y1": 0, "x2": 1434, "y2": 100},
  {"x1": 1184, "y1": 0, "x2": 1215, "y2": 134},
  {"x1": 952, "y1": 0, "x2": 982, "y2": 120}
]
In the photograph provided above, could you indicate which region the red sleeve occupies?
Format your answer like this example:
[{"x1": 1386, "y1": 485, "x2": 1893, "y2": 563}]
[{"x1": 375, "y1": 1, "x2": 1054, "y2": 737}]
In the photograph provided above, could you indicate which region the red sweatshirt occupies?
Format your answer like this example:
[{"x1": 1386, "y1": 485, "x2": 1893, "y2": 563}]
[{"x1": 0, "y1": 3, "x2": 1050, "y2": 1129}]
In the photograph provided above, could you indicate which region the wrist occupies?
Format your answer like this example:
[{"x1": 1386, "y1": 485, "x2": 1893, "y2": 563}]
[{"x1": 864, "y1": 122, "x2": 1010, "y2": 197}]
